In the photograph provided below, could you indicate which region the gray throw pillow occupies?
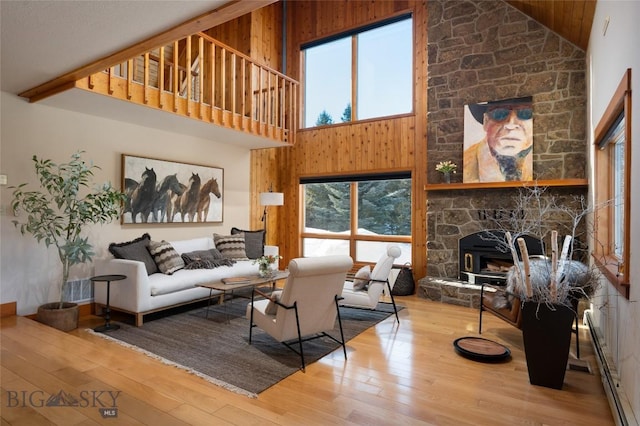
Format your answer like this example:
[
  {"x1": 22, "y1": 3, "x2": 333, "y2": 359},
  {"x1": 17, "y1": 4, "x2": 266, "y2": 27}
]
[
  {"x1": 231, "y1": 227, "x2": 265, "y2": 259},
  {"x1": 108, "y1": 233, "x2": 159, "y2": 275}
]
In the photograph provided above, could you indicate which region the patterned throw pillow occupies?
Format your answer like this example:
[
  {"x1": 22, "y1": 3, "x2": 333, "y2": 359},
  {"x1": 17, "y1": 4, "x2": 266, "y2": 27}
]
[
  {"x1": 231, "y1": 227, "x2": 265, "y2": 259},
  {"x1": 213, "y1": 233, "x2": 248, "y2": 260},
  {"x1": 148, "y1": 240, "x2": 184, "y2": 275},
  {"x1": 108, "y1": 233, "x2": 159, "y2": 275},
  {"x1": 353, "y1": 265, "x2": 371, "y2": 291}
]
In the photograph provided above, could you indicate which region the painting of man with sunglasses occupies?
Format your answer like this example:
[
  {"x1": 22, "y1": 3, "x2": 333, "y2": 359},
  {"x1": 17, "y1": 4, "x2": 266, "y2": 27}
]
[{"x1": 463, "y1": 96, "x2": 533, "y2": 182}]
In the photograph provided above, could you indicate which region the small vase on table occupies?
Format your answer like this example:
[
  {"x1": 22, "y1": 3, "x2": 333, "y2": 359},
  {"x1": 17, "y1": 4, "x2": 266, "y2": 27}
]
[
  {"x1": 259, "y1": 263, "x2": 273, "y2": 278},
  {"x1": 443, "y1": 172, "x2": 451, "y2": 183}
]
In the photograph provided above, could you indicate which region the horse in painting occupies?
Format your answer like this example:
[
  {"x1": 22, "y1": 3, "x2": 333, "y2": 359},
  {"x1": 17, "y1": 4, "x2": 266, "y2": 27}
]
[
  {"x1": 129, "y1": 167, "x2": 157, "y2": 223},
  {"x1": 174, "y1": 173, "x2": 201, "y2": 222},
  {"x1": 151, "y1": 174, "x2": 184, "y2": 223},
  {"x1": 123, "y1": 178, "x2": 139, "y2": 217},
  {"x1": 197, "y1": 178, "x2": 221, "y2": 222}
]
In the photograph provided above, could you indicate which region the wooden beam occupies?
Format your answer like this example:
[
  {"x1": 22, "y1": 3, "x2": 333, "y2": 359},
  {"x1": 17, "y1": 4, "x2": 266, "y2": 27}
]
[{"x1": 19, "y1": 0, "x2": 278, "y2": 102}]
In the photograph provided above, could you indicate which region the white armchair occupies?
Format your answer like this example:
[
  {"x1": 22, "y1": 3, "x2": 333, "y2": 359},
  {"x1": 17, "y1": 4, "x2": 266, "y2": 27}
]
[
  {"x1": 246, "y1": 255, "x2": 353, "y2": 371},
  {"x1": 340, "y1": 245, "x2": 401, "y2": 323}
]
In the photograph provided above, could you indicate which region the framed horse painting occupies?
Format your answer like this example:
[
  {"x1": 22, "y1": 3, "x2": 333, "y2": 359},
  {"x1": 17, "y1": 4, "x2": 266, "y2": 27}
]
[{"x1": 121, "y1": 154, "x2": 223, "y2": 224}]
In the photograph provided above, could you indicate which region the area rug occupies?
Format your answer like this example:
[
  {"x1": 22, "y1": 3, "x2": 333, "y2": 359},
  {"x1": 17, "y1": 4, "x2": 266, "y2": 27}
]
[{"x1": 88, "y1": 300, "x2": 400, "y2": 397}]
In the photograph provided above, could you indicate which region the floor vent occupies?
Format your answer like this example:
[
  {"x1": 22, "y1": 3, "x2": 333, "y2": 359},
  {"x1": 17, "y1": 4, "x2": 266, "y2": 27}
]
[
  {"x1": 585, "y1": 311, "x2": 637, "y2": 426},
  {"x1": 63, "y1": 278, "x2": 93, "y2": 303}
]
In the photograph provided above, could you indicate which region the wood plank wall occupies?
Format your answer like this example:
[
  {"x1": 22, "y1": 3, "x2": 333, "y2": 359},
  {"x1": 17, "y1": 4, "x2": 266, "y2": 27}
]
[{"x1": 249, "y1": 0, "x2": 428, "y2": 280}]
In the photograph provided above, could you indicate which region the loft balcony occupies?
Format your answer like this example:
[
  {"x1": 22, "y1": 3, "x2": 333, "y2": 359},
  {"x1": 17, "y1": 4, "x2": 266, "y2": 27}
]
[
  {"x1": 76, "y1": 32, "x2": 297, "y2": 146},
  {"x1": 27, "y1": 32, "x2": 298, "y2": 148}
]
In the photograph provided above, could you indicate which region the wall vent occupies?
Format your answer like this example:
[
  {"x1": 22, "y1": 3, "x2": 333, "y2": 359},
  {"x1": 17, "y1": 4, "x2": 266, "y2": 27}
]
[{"x1": 63, "y1": 278, "x2": 93, "y2": 303}]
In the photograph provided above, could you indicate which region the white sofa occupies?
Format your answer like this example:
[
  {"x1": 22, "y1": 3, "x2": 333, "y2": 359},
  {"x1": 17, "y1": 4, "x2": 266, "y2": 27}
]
[{"x1": 94, "y1": 236, "x2": 278, "y2": 326}]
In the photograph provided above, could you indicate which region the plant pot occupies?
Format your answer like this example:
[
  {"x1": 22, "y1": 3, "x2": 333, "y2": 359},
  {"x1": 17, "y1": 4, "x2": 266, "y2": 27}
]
[
  {"x1": 521, "y1": 301, "x2": 575, "y2": 389},
  {"x1": 36, "y1": 302, "x2": 79, "y2": 332}
]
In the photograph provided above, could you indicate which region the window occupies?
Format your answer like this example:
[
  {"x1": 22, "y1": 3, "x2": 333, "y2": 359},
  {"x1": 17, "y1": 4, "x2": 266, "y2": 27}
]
[
  {"x1": 302, "y1": 15, "x2": 413, "y2": 128},
  {"x1": 301, "y1": 175, "x2": 412, "y2": 264},
  {"x1": 593, "y1": 69, "x2": 631, "y2": 298}
]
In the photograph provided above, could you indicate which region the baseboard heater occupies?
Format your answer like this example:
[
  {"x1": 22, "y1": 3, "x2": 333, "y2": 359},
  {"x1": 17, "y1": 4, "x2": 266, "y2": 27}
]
[{"x1": 585, "y1": 311, "x2": 637, "y2": 426}]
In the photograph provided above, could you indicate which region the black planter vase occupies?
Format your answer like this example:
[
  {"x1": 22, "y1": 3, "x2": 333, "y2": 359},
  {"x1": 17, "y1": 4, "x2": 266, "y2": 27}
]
[{"x1": 521, "y1": 301, "x2": 575, "y2": 390}]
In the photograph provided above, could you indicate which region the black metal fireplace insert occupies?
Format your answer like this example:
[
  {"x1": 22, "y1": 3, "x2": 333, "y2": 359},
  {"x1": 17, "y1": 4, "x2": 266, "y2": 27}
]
[{"x1": 458, "y1": 230, "x2": 545, "y2": 285}]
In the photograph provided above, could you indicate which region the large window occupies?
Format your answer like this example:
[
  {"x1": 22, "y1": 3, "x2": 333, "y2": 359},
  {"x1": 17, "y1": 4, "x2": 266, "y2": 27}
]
[
  {"x1": 301, "y1": 175, "x2": 412, "y2": 264},
  {"x1": 594, "y1": 69, "x2": 631, "y2": 298},
  {"x1": 302, "y1": 15, "x2": 413, "y2": 128}
]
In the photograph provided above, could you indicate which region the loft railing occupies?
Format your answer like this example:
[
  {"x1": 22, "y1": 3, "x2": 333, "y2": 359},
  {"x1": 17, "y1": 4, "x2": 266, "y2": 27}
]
[{"x1": 78, "y1": 32, "x2": 298, "y2": 144}]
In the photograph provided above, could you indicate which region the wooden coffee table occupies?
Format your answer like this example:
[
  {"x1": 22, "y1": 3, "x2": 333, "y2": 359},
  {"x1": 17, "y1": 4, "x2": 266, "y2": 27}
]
[{"x1": 197, "y1": 270, "x2": 289, "y2": 321}]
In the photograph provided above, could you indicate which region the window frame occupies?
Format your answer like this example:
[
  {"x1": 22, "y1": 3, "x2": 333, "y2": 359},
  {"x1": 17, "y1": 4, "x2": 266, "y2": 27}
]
[
  {"x1": 300, "y1": 13, "x2": 414, "y2": 129},
  {"x1": 300, "y1": 174, "x2": 412, "y2": 264},
  {"x1": 593, "y1": 68, "x2": 632, "y2": 298}
]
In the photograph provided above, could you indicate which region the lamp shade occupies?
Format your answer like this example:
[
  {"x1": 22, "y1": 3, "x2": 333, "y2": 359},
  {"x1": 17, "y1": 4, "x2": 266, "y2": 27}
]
[{"x1": 260, "y1": 192, "x2": 284, "y2": 206}]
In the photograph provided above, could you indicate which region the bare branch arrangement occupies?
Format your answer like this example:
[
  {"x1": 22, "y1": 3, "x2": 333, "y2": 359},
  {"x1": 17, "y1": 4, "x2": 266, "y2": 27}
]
[{"x1": 484, "y1": 186, "x2": 603, "y2": 307}]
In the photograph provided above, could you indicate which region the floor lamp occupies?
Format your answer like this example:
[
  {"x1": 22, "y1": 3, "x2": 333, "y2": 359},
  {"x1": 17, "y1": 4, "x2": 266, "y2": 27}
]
[{"x1": 260, "y1": 189, "x2": 284, "y2": 244}]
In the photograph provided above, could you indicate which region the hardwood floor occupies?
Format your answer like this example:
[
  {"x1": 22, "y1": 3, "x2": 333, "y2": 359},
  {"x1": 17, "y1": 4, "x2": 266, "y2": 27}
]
[{"x1": 1, "y1": 297, "x2": 613, "y2": 425}]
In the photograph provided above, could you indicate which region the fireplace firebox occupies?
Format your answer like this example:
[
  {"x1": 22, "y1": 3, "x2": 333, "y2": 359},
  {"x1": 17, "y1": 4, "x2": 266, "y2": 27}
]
[{"x1": 458, "y1": 230, "x2": 544, "y2": 285}]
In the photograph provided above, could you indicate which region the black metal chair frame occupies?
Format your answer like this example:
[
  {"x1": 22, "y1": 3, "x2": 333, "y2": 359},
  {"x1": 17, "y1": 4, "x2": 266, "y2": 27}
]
[{"x1": 248, "y1": 289, "x2": 347, "y2": 372}]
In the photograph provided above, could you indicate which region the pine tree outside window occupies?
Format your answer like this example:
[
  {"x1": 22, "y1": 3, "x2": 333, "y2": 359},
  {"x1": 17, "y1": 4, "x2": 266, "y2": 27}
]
[
  {"x1": 301, "y1": 175, "x2": 412, "y2": 264},
  {"x1": 302, "y1": 15, "x2": 413, "y2": 128}
]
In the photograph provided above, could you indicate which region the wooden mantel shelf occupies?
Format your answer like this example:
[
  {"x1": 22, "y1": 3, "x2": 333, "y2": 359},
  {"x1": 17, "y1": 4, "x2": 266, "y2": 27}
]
[{"x1": 424, "y1": 178, "x2": 588, "y2": 191}]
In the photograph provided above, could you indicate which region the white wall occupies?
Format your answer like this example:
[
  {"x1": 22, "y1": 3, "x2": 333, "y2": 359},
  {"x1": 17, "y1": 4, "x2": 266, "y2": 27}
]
[
  {"x1": 587, "y1": 0, "x2": 640, "y2": 422},
  {"x1": 0, "y1": 92, "x2": 254, "y2": 315}
]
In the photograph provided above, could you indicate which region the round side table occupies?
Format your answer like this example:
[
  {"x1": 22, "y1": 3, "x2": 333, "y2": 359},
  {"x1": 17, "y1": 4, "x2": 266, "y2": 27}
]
[{"x1": 91, "y1": 274, "x2": 126, "y2": 332}]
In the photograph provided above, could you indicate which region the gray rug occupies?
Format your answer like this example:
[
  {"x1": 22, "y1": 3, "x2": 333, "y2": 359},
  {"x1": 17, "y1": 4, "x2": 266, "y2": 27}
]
[{"x1": 89, "y1": 299, "x2": 400, "y2": 397}]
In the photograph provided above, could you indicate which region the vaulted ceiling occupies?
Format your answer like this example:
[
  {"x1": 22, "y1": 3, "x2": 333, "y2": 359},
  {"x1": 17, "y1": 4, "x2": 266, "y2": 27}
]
[
  {"x1": 1, "y1": 0, "x2": 596, "y2": 97},
  {"x1": 507, "y1": 0, "x2": 596, "y2": 50}
]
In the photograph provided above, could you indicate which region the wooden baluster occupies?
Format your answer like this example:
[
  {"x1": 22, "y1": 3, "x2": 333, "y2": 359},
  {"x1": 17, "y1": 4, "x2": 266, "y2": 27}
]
[
  {"x1": 126, "y1": 60, "x2": 133, "y2": 99},
  {"x1": 173, "y1": 40, "x2": 179, "y2": 112},
  {"x1": 210, "y1": 42, "x2": 215, "y2": 123},
  {"x1": 198, "y1": 36, "x2": 204, "y2": 119},
  {"x1": 186, "y1": 36, "x2": 192, "y2": 117},
  {"x1": 267, "y1": 72, "x2": 272, "y2": 131},
  {"x1": 257, "y1": 66, "x2": 262, "y2": 135},
  {"x1": 159, "y1": 46, "x2": 165, "y2": 109},
  {"x1": 143, "y1": 53, "x2": 149, "y2": 104},
  {"x1": 220, "y1": 48, "x2": 226, "y2": 124},
  {"x1": 240, "y1": 57, "x2": 246, "y2": 130},
  {"x1": 230, "y1": 52, "x2": 236, "y2": 126}
]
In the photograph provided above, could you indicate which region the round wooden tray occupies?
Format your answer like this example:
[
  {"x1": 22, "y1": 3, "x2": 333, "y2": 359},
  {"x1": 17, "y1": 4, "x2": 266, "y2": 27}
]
[{"x1": 453, "y1": 337, "x2": 511, "y2": 362}]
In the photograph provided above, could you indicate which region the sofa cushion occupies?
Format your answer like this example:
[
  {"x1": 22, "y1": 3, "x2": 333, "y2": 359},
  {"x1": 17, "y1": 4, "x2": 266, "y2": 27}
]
[
  {"x1": 148, "y1": 259, "x2": 258, "y2": 296},
  {"x1": 109, "y1": 233, "x2": 159, "y2": 275},
  {"x1": 213, "y1": 233, "x2": 248, "y2": 260},
  {"x1": 148, "y1": 240, "x2": 184, "y2": 275},
  {"x1": 170, "y1": 237, "x2": 214, "y2": 255},
  {"x1": 182, "y1": 249, "x2": 234, "y2": 269},
  {"x1": 231, "y1": 227, "x2": 265, "y2": 259},
  {"x1": 353, "y1": 265, "x2": 371, "y2": 291}
]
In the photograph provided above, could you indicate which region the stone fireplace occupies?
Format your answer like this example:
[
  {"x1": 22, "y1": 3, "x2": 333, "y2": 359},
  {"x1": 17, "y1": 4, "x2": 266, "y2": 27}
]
[{"x1": 417, "y1": 187, "x2": 588, "y2": 307}]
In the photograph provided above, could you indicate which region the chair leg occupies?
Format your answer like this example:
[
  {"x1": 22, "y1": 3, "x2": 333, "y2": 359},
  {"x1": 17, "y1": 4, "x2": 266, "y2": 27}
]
[
  {"x1": 248, "y1": 290, "x2": 255, "y2": 344},
  {"x1": 334, "y1": 296, "x2": 347, "y2": 359},
  {"x1": 574, "y1": 313, "x2": 580, "y2": 359},
  {"x1": 292, "y1": 302, "x2": 306, "y2": 371},
  {"x1": 479, "y1": 285, "x2": 484, "y2": 334},
  {"x1": 386, "y1": 281, "x2": 400, "y2": 324}
]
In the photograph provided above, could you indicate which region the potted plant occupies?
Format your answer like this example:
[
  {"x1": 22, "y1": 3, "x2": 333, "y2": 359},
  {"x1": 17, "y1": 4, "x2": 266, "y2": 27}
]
[
  {"x1": 10, "y1": 151, "x2": 125, "y2": 331},
  {"x1": 484, "y1": 186, "x2": 601, "y2": 389}
]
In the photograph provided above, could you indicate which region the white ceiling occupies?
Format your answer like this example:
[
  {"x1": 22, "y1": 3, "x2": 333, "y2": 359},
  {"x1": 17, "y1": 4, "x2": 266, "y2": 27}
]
[
  {"x1": 0, "y1": 0, "x2": 228, "y2": 95},
  {"x1": 0, "y1": 0, "x2": 281, "y2": 148}
]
